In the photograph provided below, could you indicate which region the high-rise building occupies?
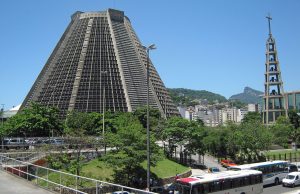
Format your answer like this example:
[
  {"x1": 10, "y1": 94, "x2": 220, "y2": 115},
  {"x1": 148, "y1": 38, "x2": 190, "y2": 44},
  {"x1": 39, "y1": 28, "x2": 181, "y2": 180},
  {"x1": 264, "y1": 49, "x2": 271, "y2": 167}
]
[
  {"x1": 21, "y1": 9, "x2": 178, "y2": 118},
  {"x1": 262, "y1": 15, "x2": 287, "y2": 124},
  {"x1": 285, "y1": 91, "x2": 300, "y2": 111}
]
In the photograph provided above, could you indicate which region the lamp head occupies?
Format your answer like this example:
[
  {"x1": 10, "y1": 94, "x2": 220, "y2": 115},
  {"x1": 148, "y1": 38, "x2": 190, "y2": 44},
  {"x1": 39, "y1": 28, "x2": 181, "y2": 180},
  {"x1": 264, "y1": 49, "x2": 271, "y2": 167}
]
[
  {"x1": 139, "y1": 44, "x2": 156, "y2": 50},
  {"x1": 148, "y1": 44, "x2": 156, "y2": 50}
]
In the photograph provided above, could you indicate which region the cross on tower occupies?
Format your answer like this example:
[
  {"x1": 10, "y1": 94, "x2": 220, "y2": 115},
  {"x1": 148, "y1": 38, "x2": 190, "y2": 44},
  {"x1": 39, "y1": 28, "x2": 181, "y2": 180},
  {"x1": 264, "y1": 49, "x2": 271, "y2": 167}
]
[{"x1": 266, "y1": 14, "x2": 272, "y2": 36}]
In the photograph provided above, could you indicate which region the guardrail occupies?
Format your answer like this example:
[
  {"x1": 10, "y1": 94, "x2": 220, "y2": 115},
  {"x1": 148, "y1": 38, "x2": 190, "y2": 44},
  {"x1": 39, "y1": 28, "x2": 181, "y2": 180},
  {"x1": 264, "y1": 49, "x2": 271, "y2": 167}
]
[{"x1": 0, "y1": 154, "x2": 155, "y2": 194}]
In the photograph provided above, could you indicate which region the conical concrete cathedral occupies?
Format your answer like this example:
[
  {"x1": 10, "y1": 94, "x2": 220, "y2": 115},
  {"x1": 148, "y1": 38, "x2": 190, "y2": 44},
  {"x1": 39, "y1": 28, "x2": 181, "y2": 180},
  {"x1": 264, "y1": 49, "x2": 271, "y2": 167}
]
[{"x1": 21, "y1": 9, "x2": 178, "y2": 118}]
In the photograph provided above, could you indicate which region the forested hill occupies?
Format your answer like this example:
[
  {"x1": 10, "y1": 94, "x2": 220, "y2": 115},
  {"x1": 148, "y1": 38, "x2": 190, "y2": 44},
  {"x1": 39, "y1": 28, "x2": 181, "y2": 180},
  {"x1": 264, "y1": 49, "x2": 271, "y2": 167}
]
[
  {"x1": 167, "y1": 88, "x2": 227, "y2": 106},
  {"x1": 229, "y1": 87, "x2": 263, "y2": 104}
]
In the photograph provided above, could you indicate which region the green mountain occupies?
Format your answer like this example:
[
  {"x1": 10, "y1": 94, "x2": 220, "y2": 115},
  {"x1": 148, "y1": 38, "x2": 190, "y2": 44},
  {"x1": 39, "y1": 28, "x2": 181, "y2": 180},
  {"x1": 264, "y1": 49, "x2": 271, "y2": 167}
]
[
  {"x1": 167, "y1": 88, "x2": 227, "y2": 106},
  {"x1": 229, "y1": 87, "x2": 263, "y2": 104}
]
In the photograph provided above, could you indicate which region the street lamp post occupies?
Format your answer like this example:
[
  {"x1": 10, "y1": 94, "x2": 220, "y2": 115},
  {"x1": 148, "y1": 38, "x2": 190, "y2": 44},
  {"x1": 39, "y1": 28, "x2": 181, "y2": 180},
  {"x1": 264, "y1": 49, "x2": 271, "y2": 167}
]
[
  {"x1": 142, "y1": 44, "x2": 156, "y2": 191},
  {"x1": 50, "y1": 85, "x2": 55, "y2": 137},
  {"x1": 1, "y1": 104, "x2": 4, "y2": 127},
  {"x1": 101, "y1": 71, "x2": 107, "y2": 154},
  {"x1": 1, "y1": 104, "x2": 5, "y2": 151}
]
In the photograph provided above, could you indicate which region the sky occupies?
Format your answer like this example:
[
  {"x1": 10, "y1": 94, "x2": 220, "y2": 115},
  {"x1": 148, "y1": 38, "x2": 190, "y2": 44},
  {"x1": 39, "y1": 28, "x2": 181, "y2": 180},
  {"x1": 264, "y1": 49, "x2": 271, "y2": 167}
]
[{"x1": 1, "y1": 0, "x2": 300, "y2": 110}]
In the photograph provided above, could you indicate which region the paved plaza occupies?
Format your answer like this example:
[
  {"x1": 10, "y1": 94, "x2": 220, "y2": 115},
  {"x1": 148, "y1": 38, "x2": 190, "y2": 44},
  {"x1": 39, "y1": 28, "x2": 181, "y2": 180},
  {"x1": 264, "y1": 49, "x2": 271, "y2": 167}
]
[{"x1": 0, "y1": 170, "x2": 53, "y2": 194}]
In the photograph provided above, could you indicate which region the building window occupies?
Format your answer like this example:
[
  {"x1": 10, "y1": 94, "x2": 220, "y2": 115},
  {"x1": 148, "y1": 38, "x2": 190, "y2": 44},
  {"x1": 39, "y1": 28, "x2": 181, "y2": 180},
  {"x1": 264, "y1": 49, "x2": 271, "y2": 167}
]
[
  {"x1": 296, "y1": 93, "x2": 300, "y2": 110},
  {"x1": 288, "y1": 94, "x2": 294, "y2": 109}
]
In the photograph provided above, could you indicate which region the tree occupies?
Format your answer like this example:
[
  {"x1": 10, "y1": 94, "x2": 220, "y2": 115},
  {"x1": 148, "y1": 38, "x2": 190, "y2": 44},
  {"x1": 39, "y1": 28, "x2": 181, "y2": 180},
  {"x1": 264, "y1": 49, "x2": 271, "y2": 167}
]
[
  {"x1": 203, "y1": 127, "x2": 230, "y2": 159},
  {"x1": 220, "y1": 122, "x2": 240, "y2": 161},
  {"x1": 230, "y1": 122, "x2": 272, "y2": 163},
  {"x1": 195, "y1": 118, "x2": 204, "y2": 127},
  {"x1": 133, "y1": 106, "x2": 161, "y2": 129},
  {"x1": 270, "y1": 116, "x2": 292, "y2": 148},
  {"x1": 185, "y1": 126, "x2": 207, "y2": 163},
  {"x1": 287, "y1": 110, "x2": 300, "y2": 150},
  {"x1": 229, "y1": 100, "x2": 247, "y2": 109},
  {"x1": 241, "y1": 112, "x2": 262, "y2": 124},
  {"x1": 64, "y1": 111, "x2": 99, "y2": 177},
  {"x1": 289, "y1": 110, "x2": 300, "y2": 129},
  {"x1": 163, "y1": 117, "x2": 190, "y2": 157},
  {"x1": 64, "y1": 111, "x2": 102, "y2": 136},
  {"x1": 101, "y1": 112, "x2": 162, "y2": 187},
  {"x1": 2, "y1": 102, "x2": 62, "y2": 137}
]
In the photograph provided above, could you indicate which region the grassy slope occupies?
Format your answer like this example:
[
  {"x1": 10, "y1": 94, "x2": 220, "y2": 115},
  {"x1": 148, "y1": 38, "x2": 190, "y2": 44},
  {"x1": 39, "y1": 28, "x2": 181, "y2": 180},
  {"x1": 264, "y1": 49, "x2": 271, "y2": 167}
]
[
  {"x1": 142, "y1": 158, "x2": 190, "y2": 178},
  {"x1": 35, "y1": 157, "x2": 190, "y2": 188},
  {"x1": 81, "y1": 159, "x2": 114, "y2": 181}
]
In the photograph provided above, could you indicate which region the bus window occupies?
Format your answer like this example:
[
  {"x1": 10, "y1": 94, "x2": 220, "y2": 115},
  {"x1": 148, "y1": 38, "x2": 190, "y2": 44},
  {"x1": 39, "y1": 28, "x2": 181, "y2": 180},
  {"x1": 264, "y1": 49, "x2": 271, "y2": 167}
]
[
  {"x1": 270, "y1": 165, "x2": 275, "y2": 172},
  {"x1": 213, "y1": 181, "x2": 221, "y2": 192},
  {"x1": 266, "y1": 166, "x2": 272, "y2": 174},
  {"x1": 232, "y1": 178, "x2": 241, "y2": 188},
  {"x1": 255, "y1": 175, "x2": 262, "y2": 184},
  {"x1": 250, "y1": 175, "x2": 256, "y2": 185},
  {"x1": 243, "y1": 176, "x2": 250, "y2": 186},
  {"x1": 203, "y1": 183, "x2": 209, "y2": 194},
  {"x1": 192, "y1": 184, "x2": 204, "y2": 194},
  {"x1": 222, "y1": 179, "x2": 231, "y2": 190},
  {"x1": 209, "y1": 182, "x2": 214, "y2": 192},
  {"x1": 278, "y1": 163, "x2": 287, "y2": 171},
  {"x1": 181, "y1": 186, "x2": 191, "y2": 194}
]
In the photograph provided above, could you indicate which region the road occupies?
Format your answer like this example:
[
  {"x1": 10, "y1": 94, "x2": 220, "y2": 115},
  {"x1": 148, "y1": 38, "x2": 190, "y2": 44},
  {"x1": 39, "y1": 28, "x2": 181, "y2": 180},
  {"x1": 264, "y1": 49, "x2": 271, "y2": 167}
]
[
  {"x1": 191, "y1": 154, "x2": 300, "y2": 193},
  {"x1": 263, "y1": 184, "x2": 300, "y2": 194},
  {"x1": 0, "y1": 171, "x2": 53, "y2": 194}
]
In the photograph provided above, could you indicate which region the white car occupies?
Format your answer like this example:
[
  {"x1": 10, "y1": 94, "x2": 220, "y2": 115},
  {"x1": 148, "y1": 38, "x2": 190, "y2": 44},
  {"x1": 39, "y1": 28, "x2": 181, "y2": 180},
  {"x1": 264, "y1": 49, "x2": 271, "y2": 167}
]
[
  {"x1": 282, "y1": 172, "x2": 300, "y2": 187},
  {"x1": 112, "y1": 191, "x2": 130, "y2": 194}
]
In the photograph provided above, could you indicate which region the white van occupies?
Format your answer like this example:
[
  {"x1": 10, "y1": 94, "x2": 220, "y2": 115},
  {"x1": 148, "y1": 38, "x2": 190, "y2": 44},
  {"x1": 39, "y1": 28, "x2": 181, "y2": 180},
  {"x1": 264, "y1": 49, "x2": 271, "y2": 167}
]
[{"x1": 282, "y1": 172, "x2": 300, "y2": 187}]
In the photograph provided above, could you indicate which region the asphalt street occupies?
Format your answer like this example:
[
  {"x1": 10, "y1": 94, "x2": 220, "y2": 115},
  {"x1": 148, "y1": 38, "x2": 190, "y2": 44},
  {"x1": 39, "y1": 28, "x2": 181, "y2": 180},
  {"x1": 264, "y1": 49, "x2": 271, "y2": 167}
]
[
  {"x1": 190, "y1": 154, "x2": 300, "y2": 193},
  {"x1": 263, "y1": 184, "x2": 300, "y2": 194}
]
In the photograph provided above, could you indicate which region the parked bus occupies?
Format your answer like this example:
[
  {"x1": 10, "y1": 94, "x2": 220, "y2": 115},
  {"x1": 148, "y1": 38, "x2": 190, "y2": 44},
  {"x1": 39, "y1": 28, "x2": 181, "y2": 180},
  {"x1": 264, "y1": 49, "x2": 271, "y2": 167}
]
[
  {"x1": 175, "y1": 170, "x2": 263, "y2": 194},
  {"x1": 227, "y1": 160, "x2": 292, "y2": 185}
]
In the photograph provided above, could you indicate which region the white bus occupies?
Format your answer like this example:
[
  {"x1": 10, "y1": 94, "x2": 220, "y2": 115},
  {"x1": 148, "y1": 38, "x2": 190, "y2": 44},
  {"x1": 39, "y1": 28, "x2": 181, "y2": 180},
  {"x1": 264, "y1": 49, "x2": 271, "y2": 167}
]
[
  {"x1": 175, "y1": 170, "x2": 263, "y2": 194},
  {"x1": 227, "y1": 160, "x2": 291, "y2": 186}
]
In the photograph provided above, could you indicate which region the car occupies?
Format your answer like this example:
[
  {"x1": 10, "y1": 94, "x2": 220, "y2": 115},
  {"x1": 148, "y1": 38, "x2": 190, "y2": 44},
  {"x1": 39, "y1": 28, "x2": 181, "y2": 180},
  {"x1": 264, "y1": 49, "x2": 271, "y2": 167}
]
[
  {"x1": 43, "y1": 138, "x2": 65, "y2": 148},
  {"x1": 220, "y1": 159, "x2": 237, "y2": 168},
  {"x1": 287, "y1": 164, "x2": 299, "y2": 173},
  {"x1": 191, "y1": 162, "x2": 207, "y2": 170},
  {"x1": 3, "y1": 137, "x2": 29, "y2": 150},
  {"x1": 150, "y1": 186, "x2": 165, "y2": 193},
  {"x1": 112, "y1": 191, "x2": 130, "y2": 194},
  {"x1": 282, "y1": 172, "x2": 300, "y2": 187},
  {"x1": 208, "y1": 167, "x2": 220, "y2": 173}
]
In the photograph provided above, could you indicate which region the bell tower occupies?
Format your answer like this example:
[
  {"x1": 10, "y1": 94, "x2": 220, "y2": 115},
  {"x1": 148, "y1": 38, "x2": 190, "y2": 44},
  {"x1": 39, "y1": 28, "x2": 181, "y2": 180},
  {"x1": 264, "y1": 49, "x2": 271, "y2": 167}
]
[{"x1": 262, "y1": 14, "x2": 287, "y2": 124}]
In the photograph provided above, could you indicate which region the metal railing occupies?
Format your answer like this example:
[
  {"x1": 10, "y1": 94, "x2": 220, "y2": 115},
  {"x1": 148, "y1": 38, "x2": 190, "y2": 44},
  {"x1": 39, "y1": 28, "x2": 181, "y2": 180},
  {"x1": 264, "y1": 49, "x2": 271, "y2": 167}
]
[{"x1": 0, "y1": 154, "x2": 155, "y2": 194}]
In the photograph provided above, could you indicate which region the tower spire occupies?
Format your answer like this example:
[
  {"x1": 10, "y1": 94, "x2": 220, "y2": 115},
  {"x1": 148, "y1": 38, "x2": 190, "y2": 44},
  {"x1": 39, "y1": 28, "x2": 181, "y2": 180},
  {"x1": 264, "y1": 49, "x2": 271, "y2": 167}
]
[
  {"x1": 266, "y1": 13, "x2": 272, "y2": 37},
  {"x1": 262, "y1": 14, "x2": 287, "y2": 124}
]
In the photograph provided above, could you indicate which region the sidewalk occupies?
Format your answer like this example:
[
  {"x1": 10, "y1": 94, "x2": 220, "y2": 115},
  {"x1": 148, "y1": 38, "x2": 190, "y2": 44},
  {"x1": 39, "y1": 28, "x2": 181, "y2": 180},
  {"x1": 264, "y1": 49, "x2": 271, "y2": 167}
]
[
  {"x1": 191, "y1": 154, "x2": 226, "y2": 170},
  {"x1": 190, "y1": 154, "x2": 227, "y2": 176},
  {"x1": 191, "y1": 168, "x2": 205, "y2": 176},
  {"x1": 0, "y1": 171, "x2": 54, "y2": 194}
]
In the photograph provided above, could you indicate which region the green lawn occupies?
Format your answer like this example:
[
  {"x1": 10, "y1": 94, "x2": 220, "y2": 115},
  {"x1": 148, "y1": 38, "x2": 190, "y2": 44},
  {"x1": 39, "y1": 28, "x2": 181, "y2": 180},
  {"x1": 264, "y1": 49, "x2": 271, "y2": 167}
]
[
  {"x1": 34, "y1": 157, "x2": 190, "y2": 189},
  {"x1": 81, "y1": 159, "x2": 114, "y2": 181},
  {"x1": 142, "y1": 158, "x2": 190, "y2": 178},
  {"x1": 264, "y1": 150, "x2": 300, "y2": 161},
  {"x1": 264, "y1": 150, "x2": 300, "y2": 156}
]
